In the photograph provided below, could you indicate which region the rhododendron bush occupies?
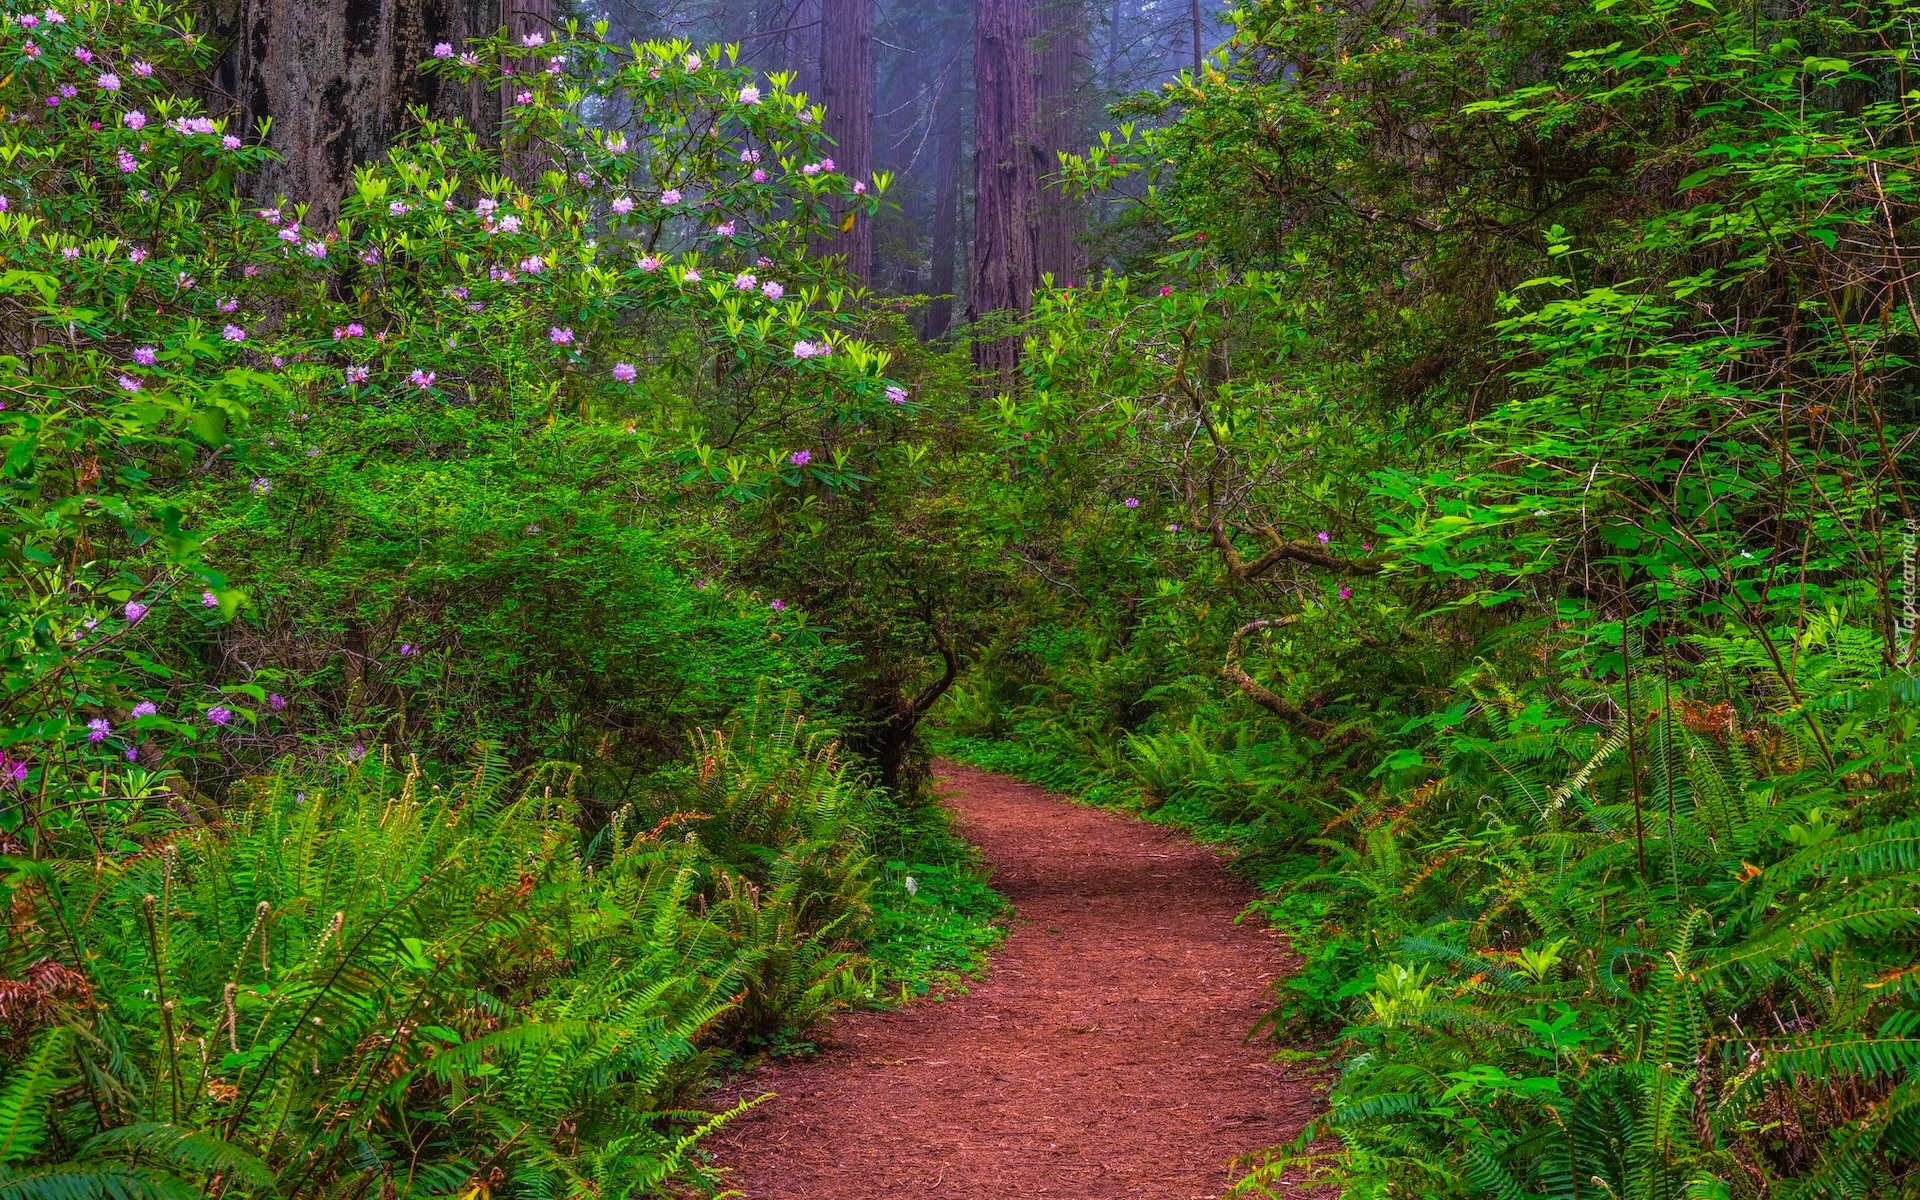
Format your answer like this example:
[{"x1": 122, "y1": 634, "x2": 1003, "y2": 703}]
[{"x1": 0, "y1": 0, "x2": 910, "y2": 840}]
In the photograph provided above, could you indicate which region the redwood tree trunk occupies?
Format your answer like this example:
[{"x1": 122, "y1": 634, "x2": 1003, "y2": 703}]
[
  {"x1": 204, "y1": 0, "x2": 514, "y2": 216},
  {"x1": 971, "y1": 0, "x2": 1037, "y2": 385},
  {"x1": 1034, "y1": 0, "x2": 1084, "y2": 288},
  {"x1": 923, "y1": 81, "x2": 965, "y2": 339},
  {"x1": 818, "y1": 0, "x2": 874, "y2": 280}
]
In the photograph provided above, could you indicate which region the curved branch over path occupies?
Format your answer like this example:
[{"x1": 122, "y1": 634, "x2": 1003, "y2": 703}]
[{"x1": 1220, "y1": 616, "x2": 1332, "y2": 738}]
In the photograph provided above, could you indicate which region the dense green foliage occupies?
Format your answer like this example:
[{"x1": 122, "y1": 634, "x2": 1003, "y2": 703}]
[
  {"x1": 1, "y1": 701, "x2": 998, "y2": 1198},
  {"x1": 0, "y1": 5, "x2": 1001, "y2": 1197},
  {"x1": 938, "y1": 0, "x2": 1920, "y2": 1195}
]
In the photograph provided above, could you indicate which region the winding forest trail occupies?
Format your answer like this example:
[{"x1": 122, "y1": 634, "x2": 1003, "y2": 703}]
[{"x1": 708, "y1": 760, "x2": 1322, "y2": 1198}]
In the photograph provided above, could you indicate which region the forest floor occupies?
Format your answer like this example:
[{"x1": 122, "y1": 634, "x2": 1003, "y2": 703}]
[{"x1": 707, "y1": 760, "x2": 1323, "y2": 1198}]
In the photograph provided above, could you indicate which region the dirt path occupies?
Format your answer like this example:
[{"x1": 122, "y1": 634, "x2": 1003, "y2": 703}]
[{"x1": 707, "y1": 760, "x2": 1321, "y2": 1199}]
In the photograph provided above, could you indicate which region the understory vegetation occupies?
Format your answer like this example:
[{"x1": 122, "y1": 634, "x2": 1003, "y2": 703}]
[
  {"x1": 5, "y1": 0, "x2": 1920, "y2": 1195},
  {"x1": 936, "y1": 0, "x2": 1920, "y2": 1194},
  {"x1": 0, "y1": 6, "x2": 1002, "y2": 1196}
]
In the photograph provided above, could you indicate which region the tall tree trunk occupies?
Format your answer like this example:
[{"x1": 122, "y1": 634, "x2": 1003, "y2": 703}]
[
  {"x1": 1101, "y1": 0, "x2": 1120, "y2": 224},
  {"x1": 204, "y1": 0, "x2": 511, "y2": 217},
  {"x1": 818, "y1": 0, "x2": 874, "y2": 280},
  {"x1": 790, "y1": 0, "x2": 822, "y2": 96},
  {"x1": 971, "y1": 0, "x2": 1037, "y2": 386},
  {"x1": 1191, "y1": 0, "x2": 1203, "y2": 73},
  {"x1": 1033, "y1": 0, "x2": 1084, "y2": 289},
  {"x1": 923, "y1": 70, "x2": 965, "y2": 339},
  {"x1": 502, "y1": 0, "x2": 556, "y2": 183}
]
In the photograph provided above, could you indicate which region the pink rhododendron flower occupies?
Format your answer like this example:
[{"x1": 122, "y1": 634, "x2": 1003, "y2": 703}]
[
  {"x1": 117, "y1": 375, "x2": 141, "y2": 392},
  {"x1": 132, "y1": 60, "x2": 153, "y2": 77},
  {"x1": 639, "y1": 255, "x2": 661, "y2": 272},
  {"x1": 761, "y1": 280, "x2": 783, "y2": 300},
  {"x1": 88, "y1": 718, "x2": 109, "y2": 743},
  {"x1": 682, "y1": 267, "x2": 701, "y2": 282},
  {"x1": 770, "y1": 598, "x2": 785, "y2": 611},
  {"x1": 737, "y1": 84, "x2": 760, "y2": 104},
  {"x1": 97, "y1": 72, "x2": 118, "y2": 90},
  {"x1": 685, "y1": 52, "x2": 701, "y2": 69},
  {"x1": 612, "y1": 362, "x2": 637, "y2": 383},
  {"x1": 789, "y1": 449, "x2": 811, "y2": 467},
  {"x1": 885, "y1": 385, "x2": 907, "y2": 404},
  {"x1": 134, "y1": 346, "x2": 156, "y2": 365},
  {"x1": 201, "y1": 591, "x2": 219, "y2": 607},
  {"x1": 346, "y1": 365, "x2": 370, "y2": 383},
  {"x1": 751, "y1": 168, "x2": 766, "y2": 183},
  {"x1": 123, "y1": 109, "x2": 146, "y2": 129},
  {"x1": 432, "y1": 42, "x2": 453, "y2": 57},
  {"x1": 734, "y1": 272, "x2": 757, "y2": 291},
  {"x1": 660, "y1": 188, "x2": 682, "y2": 206},
  {"x1": 549, "y1": 326, "x2": 574, "y2": 346},
  {"x1": 207, "y1": 706, "x2": 232, "y2": 725},
  {"x1": 611, "y1": 195, "x2": 634, "y2": 214},
  {"x1": 409, "y1": 369, "x2": 435, "y2": 388},
  {"x1": 221, "y1": 324, "x2": 246, "y2": 342},
  {"x1": 131, "y1": 700, "x2": 157, "y2": 716}
]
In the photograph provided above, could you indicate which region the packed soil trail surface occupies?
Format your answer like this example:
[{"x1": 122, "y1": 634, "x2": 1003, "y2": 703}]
[{"x1": 708, "y1": 760, "x2": 1321, "y2": 1199}]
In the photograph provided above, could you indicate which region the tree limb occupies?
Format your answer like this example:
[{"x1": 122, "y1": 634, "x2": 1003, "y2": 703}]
[
  {"x1": 895, "y1": 620, "x2": 960, "y2": 731},
  {"x1": 1219, "y1": 616, "x2": 1331, "y2": 738},
  {"x1": 1207, "y1": 517, "x2": 1386, "y2": 582}
]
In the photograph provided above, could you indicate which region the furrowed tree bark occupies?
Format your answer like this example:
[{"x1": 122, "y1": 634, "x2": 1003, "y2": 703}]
[
  {"x1": 203, "y1": 0, "x2": 517, "y2": 218},
  {"x1": 923, "y1": 59, "x2": 966, "y2": 338},
  {"x1": 972, "y1": 0, "x2": 1037, "y2": 386},
  {"x1": 1034, "y1": 0, "x2": 1084, "y2": 288},
  {"x1": 818, "y1": 0, "x2": 874, "y2": 280}
]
